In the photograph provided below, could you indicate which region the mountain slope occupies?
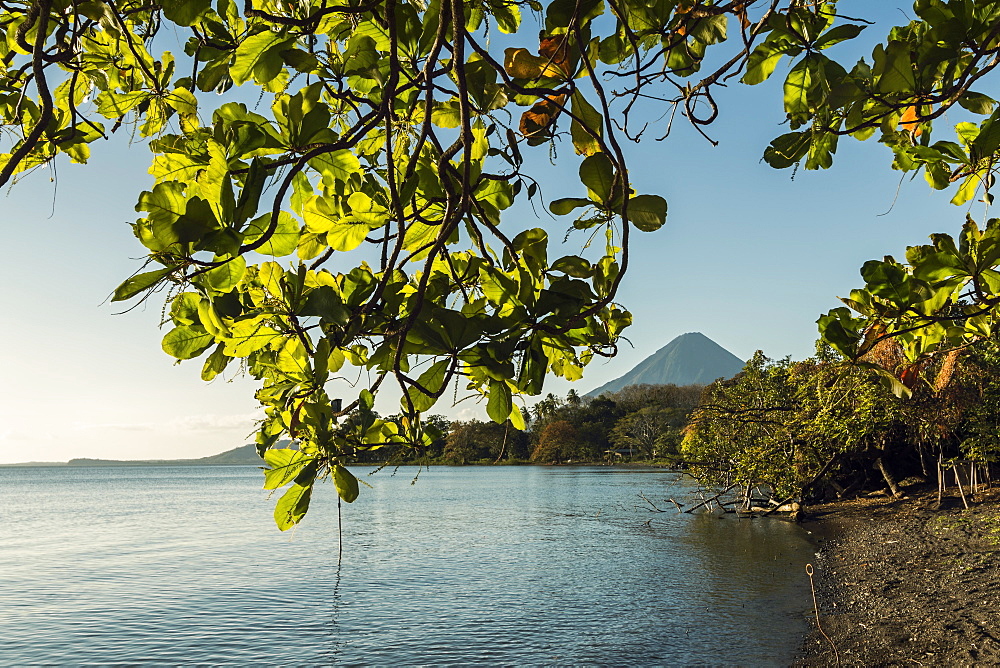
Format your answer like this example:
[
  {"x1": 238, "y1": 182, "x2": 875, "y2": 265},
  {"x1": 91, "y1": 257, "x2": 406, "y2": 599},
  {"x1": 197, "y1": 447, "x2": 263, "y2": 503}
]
[
  {"x1": 62, "y1": 444, "x2": 267, "y2": 467},
  {"x1": 586, "y1": 332, "x2": 745, "y2": 396}
]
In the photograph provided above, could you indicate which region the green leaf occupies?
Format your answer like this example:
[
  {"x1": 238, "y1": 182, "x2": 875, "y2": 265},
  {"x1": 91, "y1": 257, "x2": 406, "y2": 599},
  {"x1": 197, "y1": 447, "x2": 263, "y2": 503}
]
[
  {"x1": 813, "y1": 24, "x2": 864, "y2": 50},
  {"x1": 201, "y1": 343, "x2": 231, "y2": 381},
  {"x1": 816, "y1": 307, "x2": 863, "y2": 358},
  {"x1": 579, "y1": 153, "x2": 615, "y2": 204},
  {"x1": 359, "y1": 389, "x2": 375, "y2": 412},
  {"x1": 783, "y1": 55, "x2": 816, "y2": 115},
  {"x1": 486, "y1": 379, "x2": 513, "y2": 424},
  {"x1": 165, "y1": 87, "x2": 198, "y2": 116},
  {"x1": 232, "y1": 31, "x2": 294, "y2": 87},
  {"x1": 876, "y1": 41, "x2": 915, "y2": 93},
  {"x1": 509, "y1": 403, "x2": 526, "y2": 430},
  {"x1": 972, "y1": 112, "x2": 1000, "y2": 158},
  {"x1": 741, "y1": 40, "x2": 794, "y2": 85},
  {"x1": 690, "y1": 13, "x2": 727, "y2": 45},
  {"x1": 805, "y1": 131, "x2": 838, "y2": 171},
  {"x1": 911, "y1": 250, "x2": 966, "y2": 282},
  {"x1": 404, "y1": 359, "x2": 449, "y2": 412},
  {"x1": 274, "y1": 483, "x2": 313, "y2": 530},
  {"x1": 763, "y1": 131, "x2": 811, "y2": 168},
  {"x1": 342, "y1": 34, "x2": 378, "y2": 74},
  {"x1": 275, "y1": 337, "x2": 310, "y2": 376},
  {"x1": 96, "y1": 91, "x2": 151, "y2": 118},
  {"x1": 430, "y1": 101, "x2": 462, "y2": 128},
  {"x1": 263, "y1": 448, "x2": 309, "y2": 489},
  {"x1": 958, "y1": 92, "x2": 996, "y2": 115},
  {"x1": 346, "y1": 191, "x2": 389, "y2": 226},
  {"x1": 951, "y1": 174, "x2": 982, "y2": 206},
  {"x1": 544, "y1": 0, "x2": 601, "y2": 30},
  {"x1": 223, "y1": 318, "x2": 281, "y2": 357},
  {"x1": 112, "y1": 267, "x2": 173, "y2": 302},
  {"x1": 626, "y1": 195, "x2": 667, "y2": 232},
  {"x1": 550, "y1": 255, "x2": 593, "y2": 278},
  {"x1": 243, "y1": 212, "x2": 301, "y2": 257},
  {"x1": 861, "y1": 260, "x2": 912, "y2": 306},
  {"x1": 204, "y1": 256, "x2": 246, "y2": 292},
  {"x1": 570, "y1": 91, "x2": 602, "y2": 156},
  {"x1": 333, "y1": 464, "x2": 360, "y2": 503},
  {"x1": 492, "y1": 1, "x2": 521, "y2": 33},
  {"x1": 162, "y1": 325, "x2": 215, "y2": 359},
  {"x1": 170, "y1": 292, "x2": 201, "y2": 325},
  {"x1": 309, "y1": 150, "x2": 361, "y2": 189},
  {"x1": 327, "y1": 219, "x2": 372, "y2": 252},
  {"x1": 297, "y1": 232, "x2": 326, "y2": 260},
  {"x1": 160, "y1": 0, "x2": 212, "y2": 26},
  {"x1": 873, "y1": 366, "x2": 913, "y2": 400},
  {"x1": 550, "y1": 197, "x2": 591, "y2": 215}
]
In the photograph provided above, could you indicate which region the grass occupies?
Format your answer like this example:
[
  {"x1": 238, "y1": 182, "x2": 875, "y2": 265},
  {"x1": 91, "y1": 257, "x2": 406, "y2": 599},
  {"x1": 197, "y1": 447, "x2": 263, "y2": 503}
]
[{"x1": 928, "y1": 509, "x2": 1000, "y2": 545}]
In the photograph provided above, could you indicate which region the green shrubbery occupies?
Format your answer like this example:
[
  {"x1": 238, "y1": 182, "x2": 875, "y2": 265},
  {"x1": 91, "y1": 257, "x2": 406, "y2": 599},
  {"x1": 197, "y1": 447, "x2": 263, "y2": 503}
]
[{"x1": 683, "y1": 341, "x2": 1000, "y2": 504}]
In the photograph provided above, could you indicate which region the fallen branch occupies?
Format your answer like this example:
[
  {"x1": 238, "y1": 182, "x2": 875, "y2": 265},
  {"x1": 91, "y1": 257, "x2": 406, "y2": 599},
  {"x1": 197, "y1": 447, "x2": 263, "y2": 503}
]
[
  {"x1": 684, "y1": 484, "x2": 737, "y2": 513},
  {"x1": 636, "y1": 492, "x2": 667, "y2": 512}
]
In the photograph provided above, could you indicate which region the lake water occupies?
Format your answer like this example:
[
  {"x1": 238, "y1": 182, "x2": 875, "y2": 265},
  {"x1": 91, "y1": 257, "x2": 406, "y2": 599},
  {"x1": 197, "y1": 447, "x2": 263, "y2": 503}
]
[{"x1": 0, "y1": 466, "x2": 816, "y2": 665}]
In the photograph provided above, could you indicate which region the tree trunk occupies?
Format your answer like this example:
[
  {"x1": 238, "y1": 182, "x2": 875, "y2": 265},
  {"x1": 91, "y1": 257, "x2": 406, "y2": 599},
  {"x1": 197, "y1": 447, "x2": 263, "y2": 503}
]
[{"x1": 875, "y1": 454, "x2": 903, "y2": 498}]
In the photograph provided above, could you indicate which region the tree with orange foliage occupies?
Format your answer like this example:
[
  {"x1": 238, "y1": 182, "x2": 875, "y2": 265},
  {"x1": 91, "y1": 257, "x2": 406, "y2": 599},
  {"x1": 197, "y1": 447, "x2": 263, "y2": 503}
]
[{"x1": 531, "y1": 420, "x2": 579, "y2": 464}]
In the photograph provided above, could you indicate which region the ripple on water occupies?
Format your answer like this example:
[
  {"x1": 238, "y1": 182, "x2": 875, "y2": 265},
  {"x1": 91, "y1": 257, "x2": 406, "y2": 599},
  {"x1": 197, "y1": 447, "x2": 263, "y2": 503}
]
[{"x1": 0, "y1": 466, "x2": 813, "y2": 665}]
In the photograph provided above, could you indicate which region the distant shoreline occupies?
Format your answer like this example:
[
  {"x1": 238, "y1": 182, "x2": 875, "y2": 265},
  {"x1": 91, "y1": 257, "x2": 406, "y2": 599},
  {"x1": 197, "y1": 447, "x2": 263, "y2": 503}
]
[
  {"x1": 1, "y1": 456, "x2": 677, "y2": 469},
  {"x1": 0, "y1": 443, "x2": 266, "y2": 468},
  {"x1": 0, "y1": 460, "x2": 264, "y2": 468}
]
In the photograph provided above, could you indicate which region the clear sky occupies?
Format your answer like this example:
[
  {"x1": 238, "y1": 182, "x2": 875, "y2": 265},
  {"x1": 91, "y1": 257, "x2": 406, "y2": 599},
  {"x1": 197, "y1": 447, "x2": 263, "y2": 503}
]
[{"x1": 0, "y1": 1, "x2": 984, "y2": 463}]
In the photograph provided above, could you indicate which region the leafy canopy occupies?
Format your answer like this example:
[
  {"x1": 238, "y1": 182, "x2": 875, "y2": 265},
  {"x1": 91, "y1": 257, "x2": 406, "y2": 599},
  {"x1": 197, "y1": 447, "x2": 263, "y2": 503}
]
[
  {"x1": 820, "y1": 216, "x2": 1000, "y2": 395},
  {"x1": 4, "y1": 0, "x2": 999, "y2": 527},
  {"x1": 682, "y1": 344, "x2": 998, "y2": 503}
]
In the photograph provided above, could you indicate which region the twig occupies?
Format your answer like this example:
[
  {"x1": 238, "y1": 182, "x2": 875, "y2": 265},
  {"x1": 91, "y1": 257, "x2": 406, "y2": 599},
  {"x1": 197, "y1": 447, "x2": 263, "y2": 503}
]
[{"x1": 637, "y1": 492, "x2": 667, "y2": 512}]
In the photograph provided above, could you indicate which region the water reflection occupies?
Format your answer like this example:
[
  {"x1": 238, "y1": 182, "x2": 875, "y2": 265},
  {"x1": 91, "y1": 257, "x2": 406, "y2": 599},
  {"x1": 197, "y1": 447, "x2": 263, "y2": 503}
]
[
  {"x1": 1, "y1": 466, "x2": 813, "y2": 666},
  {"x1": 679, "y1": 512, "x2": 816, "y2": 658}
]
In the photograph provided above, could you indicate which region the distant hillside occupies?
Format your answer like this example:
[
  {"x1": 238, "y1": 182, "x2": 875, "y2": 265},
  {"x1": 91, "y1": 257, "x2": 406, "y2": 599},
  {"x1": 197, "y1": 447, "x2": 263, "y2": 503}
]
[
  {"x1": 65, "y1": 444, "x2": 269, "y2": 467},
  {"x1": 1, "y1": 444, "x2": 273, "y2": 467},
  {"x1": 586, "y1": 332, "x2": 745, "y2": 397}
]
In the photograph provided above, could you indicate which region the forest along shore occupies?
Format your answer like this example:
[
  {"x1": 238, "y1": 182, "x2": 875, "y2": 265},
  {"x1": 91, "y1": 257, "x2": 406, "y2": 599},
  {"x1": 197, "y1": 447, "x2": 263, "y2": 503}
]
[{"x1": 796, "y1": 483, "x2": 1000, "y2": 666}]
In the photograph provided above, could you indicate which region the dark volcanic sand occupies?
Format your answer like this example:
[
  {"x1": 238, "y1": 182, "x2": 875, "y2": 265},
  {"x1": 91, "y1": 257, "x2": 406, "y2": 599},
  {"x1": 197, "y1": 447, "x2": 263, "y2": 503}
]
[{"x1": 796, "y1": 485, "x2": 1000, "y2": 666}]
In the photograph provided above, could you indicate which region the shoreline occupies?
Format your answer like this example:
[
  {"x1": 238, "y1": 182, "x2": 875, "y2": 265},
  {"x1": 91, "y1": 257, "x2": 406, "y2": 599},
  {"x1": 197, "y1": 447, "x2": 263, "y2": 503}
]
[{"x1": 795, "y1": 485, "x2": 1000, "y2": 666}]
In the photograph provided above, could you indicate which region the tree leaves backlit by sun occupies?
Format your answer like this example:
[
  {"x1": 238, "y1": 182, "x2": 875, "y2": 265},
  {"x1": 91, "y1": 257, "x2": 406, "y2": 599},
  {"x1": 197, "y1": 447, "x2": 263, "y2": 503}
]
[{"x1": 3, "y1": 0, "x2": 1000, "y2": 527}]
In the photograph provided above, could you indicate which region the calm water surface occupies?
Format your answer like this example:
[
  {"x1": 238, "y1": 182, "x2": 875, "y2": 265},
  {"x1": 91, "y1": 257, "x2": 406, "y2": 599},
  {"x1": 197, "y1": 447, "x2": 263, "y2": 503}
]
[{"x1": 0, "y1": 466, "x2": 815, "y2": 665}]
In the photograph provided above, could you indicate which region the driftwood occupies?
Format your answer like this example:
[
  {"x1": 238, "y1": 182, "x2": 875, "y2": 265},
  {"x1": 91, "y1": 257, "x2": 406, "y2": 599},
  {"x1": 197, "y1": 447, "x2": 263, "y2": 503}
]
[
  {"x1": 751, "y1": 501, "x2": 801, "y2": 514},
  {"x1": 760, "y1": 494, "x2": 801, "y2": 517}
]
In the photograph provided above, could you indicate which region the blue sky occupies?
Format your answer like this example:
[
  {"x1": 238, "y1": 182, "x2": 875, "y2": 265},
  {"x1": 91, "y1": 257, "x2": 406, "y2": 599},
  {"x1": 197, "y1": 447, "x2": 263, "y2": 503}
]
[{"x1": 0, "y1": 1, "x2": 984, "y2": 463}]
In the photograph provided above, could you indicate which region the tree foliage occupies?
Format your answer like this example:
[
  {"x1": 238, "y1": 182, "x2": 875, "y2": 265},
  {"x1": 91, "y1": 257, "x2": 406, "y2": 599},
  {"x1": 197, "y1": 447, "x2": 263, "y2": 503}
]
[
  {"x1": 443, "y1": 418, "x2": 528, "y2": 462},
  {"x1": 683, "y1": 343, "x2": 1000, "y2": 504},
  {"x1": 527, "y1": 383, "x2": 699, "y2": 461},
  {"x1": 820, "y1": 217, "x2": 1000, "y2": 396},
  {"x1": 806, "y1": 2, "x2": 1000, "y2": 387},
  {"x1": 5, "y1": 0, "x2": 1000, "y2": 527},
  {"x1": 530, "y1": 418, "x2": 578, "y2": 462}
]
